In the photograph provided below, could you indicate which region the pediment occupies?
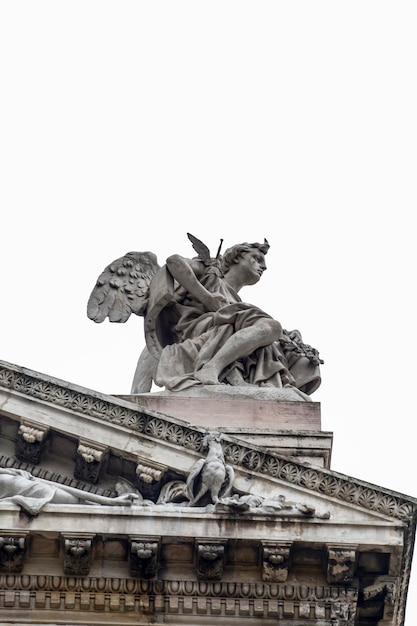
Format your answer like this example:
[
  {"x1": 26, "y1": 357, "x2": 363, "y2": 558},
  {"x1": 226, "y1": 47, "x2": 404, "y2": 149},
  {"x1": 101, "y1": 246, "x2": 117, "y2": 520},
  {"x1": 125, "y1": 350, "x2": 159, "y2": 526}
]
[
  {"x1": 0, "y1": 360, "x2": 414, "y2": 529},
  {"x1": 1, "y1": 360, "x2": 416, "y2": 625}
]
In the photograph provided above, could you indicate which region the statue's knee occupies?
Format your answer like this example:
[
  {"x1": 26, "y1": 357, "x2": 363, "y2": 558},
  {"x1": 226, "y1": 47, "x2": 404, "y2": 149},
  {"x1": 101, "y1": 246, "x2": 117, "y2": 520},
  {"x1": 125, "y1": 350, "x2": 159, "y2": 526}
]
[{"x1": 258, "y1": 319, "x2": 282, "y2": 343}]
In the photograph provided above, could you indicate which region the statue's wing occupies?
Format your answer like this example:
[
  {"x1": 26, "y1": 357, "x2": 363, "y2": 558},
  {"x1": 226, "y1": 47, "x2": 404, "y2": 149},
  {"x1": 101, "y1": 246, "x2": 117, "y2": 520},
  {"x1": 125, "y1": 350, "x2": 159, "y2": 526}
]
[
  {"x1": 87, "y1": 251, "x2": 160, "y2": 323},
  {"x1": 185, "y1": 459, "x2": 205, "y2": 501}
]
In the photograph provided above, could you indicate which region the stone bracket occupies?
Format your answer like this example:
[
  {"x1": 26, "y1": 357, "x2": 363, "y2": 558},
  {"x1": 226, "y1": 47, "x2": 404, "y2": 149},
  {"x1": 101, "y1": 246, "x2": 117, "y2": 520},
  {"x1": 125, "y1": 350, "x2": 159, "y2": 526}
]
[
  {"x1": 74, "y1": 440, "x2": 108, "y2": 484},
  {"x1": 0, "y1": 532, "x2": 29, "y2": 573},
  {"x1": 327, "y1": 544, "x2": 357, "y2": 584},
  {"x1": 135, "y1": 460, "x2": 166, "y2": 500},
  {"x1": 260, "y1": 541, "x2": 291, "y2": 582},
  {"x1": 129, "y1": 536, "x2": 161, "y2": 579},
  {"x1": 62, "y1": 533, "x2": 95, "y2": 576},
  {"x1": 196, "y1": 539, "x2": 227, "y2": 580},
  {"x1": 16, "y1": 421, "x2": 49, "y2": 465}
]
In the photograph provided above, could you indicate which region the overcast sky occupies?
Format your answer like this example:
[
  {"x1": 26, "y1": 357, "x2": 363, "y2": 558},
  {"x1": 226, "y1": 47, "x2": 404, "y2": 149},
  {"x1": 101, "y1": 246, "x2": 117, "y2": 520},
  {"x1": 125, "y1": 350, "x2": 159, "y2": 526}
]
[{"x1": 1, "y1": 2, "x2": 416, "y2": 621}]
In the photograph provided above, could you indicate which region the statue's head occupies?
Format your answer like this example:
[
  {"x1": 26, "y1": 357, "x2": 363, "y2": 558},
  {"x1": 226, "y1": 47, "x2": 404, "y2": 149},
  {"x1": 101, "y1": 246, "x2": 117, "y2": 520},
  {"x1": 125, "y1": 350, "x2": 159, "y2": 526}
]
[
  {"x1": 222, "y1": 239, "x2": 269, "y2": 272},
  {"x1": 222, "y1": 239, "x2": 269, "y2": 285}
]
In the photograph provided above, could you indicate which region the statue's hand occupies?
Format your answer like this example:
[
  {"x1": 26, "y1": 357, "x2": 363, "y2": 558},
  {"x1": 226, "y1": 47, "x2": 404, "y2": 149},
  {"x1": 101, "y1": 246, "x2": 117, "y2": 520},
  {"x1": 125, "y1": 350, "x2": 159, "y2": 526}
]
[{"x1": 114, "y1": 493, "x2": 141, "y2": 506}]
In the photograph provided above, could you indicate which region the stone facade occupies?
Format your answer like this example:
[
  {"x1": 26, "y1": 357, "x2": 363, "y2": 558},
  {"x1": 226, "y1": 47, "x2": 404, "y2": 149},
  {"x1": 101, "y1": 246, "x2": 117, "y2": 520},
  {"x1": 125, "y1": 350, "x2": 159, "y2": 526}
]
[{"x1": 0, "y1": 360, "x2": 416, "y2": 625}]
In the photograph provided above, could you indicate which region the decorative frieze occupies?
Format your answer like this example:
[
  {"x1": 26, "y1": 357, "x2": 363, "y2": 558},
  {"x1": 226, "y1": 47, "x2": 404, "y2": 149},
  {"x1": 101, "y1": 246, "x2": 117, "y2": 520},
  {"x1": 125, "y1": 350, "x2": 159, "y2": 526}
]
[
  {"x1": 0, "y1": 534, "x2": 28, "y2": 573},
  {"x1": 261, "y1": 541, "x2": 291, "y2": 582},
  {"x1": 327, "y1": 546, "x2": 357, "y2": 584},
  {"x1": 62, "y1": 534, "x2": 94, "y2": 575},
  {"x1": 16, "y1": 422, "x2": 49, "y2": 465},
  {"x1": 196, "y1": 540, "x2": 227, "y2": 580},
  {"x1": 0, "y1": 575, "x2": 359, "y2": 621},
  {"x1": 129, "y1": 537, "x2": 160, "y2": 579},
  {"x1": 74, "y1": 441, "x2": 107, "y2": 484}
]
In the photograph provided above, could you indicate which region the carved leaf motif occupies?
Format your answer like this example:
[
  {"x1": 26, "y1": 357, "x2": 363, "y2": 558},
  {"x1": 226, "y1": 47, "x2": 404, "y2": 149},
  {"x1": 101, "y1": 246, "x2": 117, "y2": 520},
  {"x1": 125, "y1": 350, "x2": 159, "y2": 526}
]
[
  {"x1": 242, "y1": 450, "x2": 262, "y2": 471},
  {"x1": 318, "y1": 475, "x2": 340, "y2": 497},
  {"x1": 0, "y1": 368, "x2": 15, "y2": 387},
  {"x1": 166, "y1": 425, "x2": 184, "y2": 444},
  {"x1": 338, "y1": 483, "x2": 357, "y2": 502},
  {"x1": 300, "y1": 469, "x2": 321, "y2": 490},
  {"x1": 260, "y1": 456, "x2": 281, "y2": 476},
  {"x1": 376, "y1": 495, "x2": 397, "y2": 517},
  {"x1": 50, "y1": 387, "x2": 72, "y2": 406},
  {"x1": 356, "y1": 488, "x2": 378, "y2": 509},
  {"x1": 279, "y1": 463, "x2": 301, "y2": 484},
  {"x1": 146, "y1": 418, "x2": 165, "y2": 438},
  {"x1": 223, "y1": 444, "x2": 241, "y2": 464},
  {"x1": 183, "y1": 432, "x2": 203, "y2": 451}
]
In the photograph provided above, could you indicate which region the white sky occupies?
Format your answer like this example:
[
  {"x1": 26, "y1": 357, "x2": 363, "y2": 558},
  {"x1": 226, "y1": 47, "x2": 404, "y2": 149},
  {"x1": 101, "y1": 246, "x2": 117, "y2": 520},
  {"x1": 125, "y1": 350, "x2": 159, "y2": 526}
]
[{"x1": 1, "y1": 1, "x2": 416, "y2": 621}]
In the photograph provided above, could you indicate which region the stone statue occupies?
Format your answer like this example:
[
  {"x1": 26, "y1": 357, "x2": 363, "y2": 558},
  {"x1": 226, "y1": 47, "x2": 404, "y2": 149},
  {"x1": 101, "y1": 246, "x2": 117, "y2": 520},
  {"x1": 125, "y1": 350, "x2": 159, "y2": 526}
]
[
  {"x1": 214, "y1": 493, "x2": 330, "y2": 519},
  {"x1": 87, "y1": 234, "x2": 323, "y2": 394},
  {"x1": 0, "y1": 467, "x2": 140, "y2": 516},
  {"x1": 186, "y1": 433, "x2": 234, "y2": 506}
]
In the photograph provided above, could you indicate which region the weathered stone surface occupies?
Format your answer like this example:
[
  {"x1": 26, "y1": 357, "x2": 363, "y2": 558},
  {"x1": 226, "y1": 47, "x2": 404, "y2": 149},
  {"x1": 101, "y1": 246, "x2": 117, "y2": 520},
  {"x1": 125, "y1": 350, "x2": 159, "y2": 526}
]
[
  {"x1": 0, "y1": 360, "x2": 416, "y2": 625},
  {"x1": 87, "y1": 235, "x2": 323, "y2": 396}
]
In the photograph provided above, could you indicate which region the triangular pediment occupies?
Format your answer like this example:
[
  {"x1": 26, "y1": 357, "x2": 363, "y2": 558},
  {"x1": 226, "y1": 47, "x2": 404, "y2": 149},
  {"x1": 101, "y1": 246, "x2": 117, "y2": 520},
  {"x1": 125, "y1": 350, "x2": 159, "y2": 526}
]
[
  {"x1": 1, "y1": 360, "x2": 416, "y2": 625},
  {"x1": 0, "y1": 359, "x2": 415, "y2": 527}
]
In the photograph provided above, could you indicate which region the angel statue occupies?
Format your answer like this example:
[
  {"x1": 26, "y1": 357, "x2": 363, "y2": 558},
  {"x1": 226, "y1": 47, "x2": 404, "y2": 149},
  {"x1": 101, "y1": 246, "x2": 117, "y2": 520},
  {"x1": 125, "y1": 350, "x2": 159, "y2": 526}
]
[{"x1": 87, "y1": 234, "x2": 323, "y2": 395}]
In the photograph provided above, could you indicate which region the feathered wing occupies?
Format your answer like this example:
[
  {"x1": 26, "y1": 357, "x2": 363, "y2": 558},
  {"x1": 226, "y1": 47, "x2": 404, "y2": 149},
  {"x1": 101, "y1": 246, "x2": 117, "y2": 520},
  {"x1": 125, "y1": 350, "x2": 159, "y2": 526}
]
[
  {"x1": 187, "y1": 233, "x2": 211, "y2": 265},
  {"x1": 87, "y1": 251, "x2": 160, "y2": 323}
]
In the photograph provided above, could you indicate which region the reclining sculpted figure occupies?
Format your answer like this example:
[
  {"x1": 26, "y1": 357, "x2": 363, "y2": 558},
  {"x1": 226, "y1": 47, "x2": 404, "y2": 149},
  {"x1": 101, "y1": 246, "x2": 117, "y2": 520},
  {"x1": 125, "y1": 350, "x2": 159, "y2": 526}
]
[
  {"x1": 0, "y1": 467, "x2": 140, "y2": 516},
  {"x1": 87, "y1": 234, "x2": 323, "y2": 395}
]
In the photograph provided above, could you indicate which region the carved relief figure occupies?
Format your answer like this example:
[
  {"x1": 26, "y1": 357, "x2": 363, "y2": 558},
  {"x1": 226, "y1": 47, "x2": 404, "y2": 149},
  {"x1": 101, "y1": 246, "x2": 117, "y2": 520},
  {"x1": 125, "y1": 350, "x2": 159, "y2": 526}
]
[
  {"x1": 87, "y1": 234, "x2": 322, "y2": 394},
  {"x1": 186, "y1": 433, "x2": 234, "y2": 506},
  {"x1": 0, "y1": 468, "x2": 140, "y2": 516}
]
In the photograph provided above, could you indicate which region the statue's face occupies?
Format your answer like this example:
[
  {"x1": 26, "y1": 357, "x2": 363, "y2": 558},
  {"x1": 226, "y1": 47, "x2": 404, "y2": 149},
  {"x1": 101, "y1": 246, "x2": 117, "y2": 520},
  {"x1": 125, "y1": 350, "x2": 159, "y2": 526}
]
[{"x1": 238, "y1": 250, "x2": 267, "y2": 285}]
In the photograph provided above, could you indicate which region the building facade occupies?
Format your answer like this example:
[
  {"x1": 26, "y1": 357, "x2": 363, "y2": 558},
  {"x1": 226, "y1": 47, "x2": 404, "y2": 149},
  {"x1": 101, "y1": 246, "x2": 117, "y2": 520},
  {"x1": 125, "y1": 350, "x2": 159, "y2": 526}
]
[{"x1": 0, "y1": 360, "x2": 416, "y2": 625}]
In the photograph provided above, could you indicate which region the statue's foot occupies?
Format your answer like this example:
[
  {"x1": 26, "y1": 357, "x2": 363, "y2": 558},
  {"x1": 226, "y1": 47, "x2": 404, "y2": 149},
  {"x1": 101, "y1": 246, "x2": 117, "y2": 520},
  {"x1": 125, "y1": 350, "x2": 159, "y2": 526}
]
[{"x1": 195, "y1": 365, "x2": 221, "y2": 385}]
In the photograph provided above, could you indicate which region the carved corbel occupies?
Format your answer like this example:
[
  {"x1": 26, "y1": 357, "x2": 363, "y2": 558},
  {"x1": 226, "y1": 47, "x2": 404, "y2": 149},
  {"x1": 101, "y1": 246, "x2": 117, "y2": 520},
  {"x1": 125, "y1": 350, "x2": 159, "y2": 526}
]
[
  {"x1": 62, "y1": 534, "x2": 95, "y2": 575},
  {"x1": 16, "y1": 422, "x2": 49, "y2": 464},
  {"x1": 327, "y1": 545, "x2": 357, "y2": 584},
  {"x1": 129, "y1": 537, "x2": 161, "y2": 579},
  {"x1": 260, "y1": 541, "x2": 291, "y2": 582},
  {"x1": 196, "y1": 539, "x2": 227, "y2": 580},
  {"x1": 74, "y1": 441, "x2": 108, "y2": 484},
  {"x1": 135, "y1": 460, "x2": 166, "y2": 500},
  {"x1": 0, "y1": 533, "x2": 28, "y2": 572}
]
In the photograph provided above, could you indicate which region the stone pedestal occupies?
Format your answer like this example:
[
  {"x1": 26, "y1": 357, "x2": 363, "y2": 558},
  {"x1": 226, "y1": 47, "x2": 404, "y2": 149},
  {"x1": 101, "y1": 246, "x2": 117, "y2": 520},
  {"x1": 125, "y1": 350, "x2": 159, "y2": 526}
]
[{"x1": 118, "y1": 386, "x2": 333, "y2": 468}]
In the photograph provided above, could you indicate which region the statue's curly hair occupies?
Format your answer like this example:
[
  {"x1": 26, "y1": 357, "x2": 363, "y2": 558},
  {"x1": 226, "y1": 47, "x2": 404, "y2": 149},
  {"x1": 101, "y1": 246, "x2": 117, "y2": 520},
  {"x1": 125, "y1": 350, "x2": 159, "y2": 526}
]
[{"x1": 222, "y1": 239, "x2": 269, "y2": 272}]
